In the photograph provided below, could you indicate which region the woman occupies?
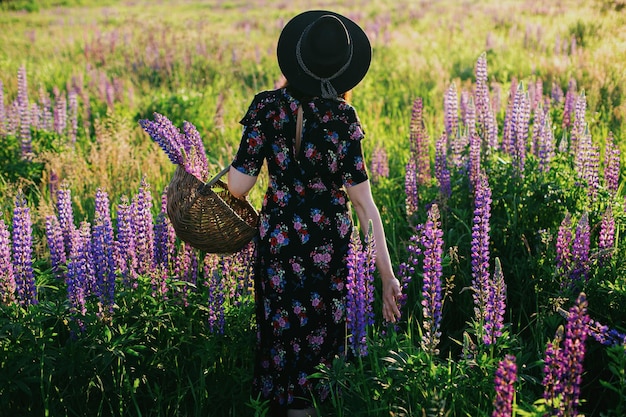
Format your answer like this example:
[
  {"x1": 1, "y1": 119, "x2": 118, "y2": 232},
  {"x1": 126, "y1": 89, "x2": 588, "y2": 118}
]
[{"x1": 228, "y1": 10, "x2": 402, "y2": 417}]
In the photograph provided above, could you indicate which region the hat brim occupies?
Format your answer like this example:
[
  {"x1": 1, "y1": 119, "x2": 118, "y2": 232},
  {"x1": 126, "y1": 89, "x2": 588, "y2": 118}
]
[{"x1": 277, "y1": 10, "x2": 372, "y2": 97}]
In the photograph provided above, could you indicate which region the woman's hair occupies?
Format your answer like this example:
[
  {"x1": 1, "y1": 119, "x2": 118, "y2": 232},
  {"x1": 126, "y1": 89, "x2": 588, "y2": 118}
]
[{"x1": 279, "y1": 79, "x2": 352, "y2": 103}]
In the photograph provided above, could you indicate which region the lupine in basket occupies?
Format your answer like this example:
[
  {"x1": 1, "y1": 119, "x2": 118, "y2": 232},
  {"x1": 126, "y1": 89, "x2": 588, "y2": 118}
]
[{"x1": 139, "y1": 112, "x2": 210, "y2": 182}]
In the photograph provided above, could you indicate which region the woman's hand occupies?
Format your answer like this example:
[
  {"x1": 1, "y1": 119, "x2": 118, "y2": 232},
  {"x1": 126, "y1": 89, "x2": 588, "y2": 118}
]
[{"x1": 381, "y1": 275, "x2": 402, "y2": 323}]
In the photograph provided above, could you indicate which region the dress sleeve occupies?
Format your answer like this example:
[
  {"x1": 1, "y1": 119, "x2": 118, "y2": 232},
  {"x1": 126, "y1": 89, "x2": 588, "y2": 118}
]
[
  {"x1": 341, "y1": 107, "x2": 369, "y2": 187},
  {"x1": 231, "y1": 94, "x2": 267, "y2": 177}
]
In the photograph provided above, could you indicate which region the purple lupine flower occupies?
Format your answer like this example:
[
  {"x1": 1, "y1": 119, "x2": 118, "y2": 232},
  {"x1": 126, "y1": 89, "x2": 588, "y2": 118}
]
[
  {"x1": 0, "y1": 218, "x2": 16, "y2": 305},
  {"x1": 551, "y1": 81, "x2": 564, "y2": 106},
  {"x1": 562, "y1": 79, "x2": 577, "y2": 133},
  {"x1": 405, "y1": 160, "x2": 418, "y2": 218},
  {"x1": 471, "y1": 174, "x2": 492, "y2": 332},
  {"x1": 555, "y1": 213, "x2": 573, "y2": 274},
  {"x1": 182, "y1": 120, "x2": 210, "y2": 182},
  {"x1": 38, "y1": 86, "x2": 53, "y2": 132},
  {"x1": 444, "y1": 82, "x2": 459, "y2": 140},
  {"x1": 45, "y1": 215, "x2": 66, "y2": 276},
  {"x1": 450, "y1": 127, "x2": 469, "y2": 170},
  {"x1": 603, "y1": 132, "x2": 621, "y2": 195},
  {"x1": 420, "y1": 204, "x2": 444, "y2": 355},
  {"x1": 530, "y1": 104, "x2": 546, "y2": 156},
  {"x1": 68, "y1": 90, "x2": 78, "y2": 143},
  {"x1": 11, "y1": 194, "x2": 37, "y2": 306},
  {"x1": 435, "y1": 133, "x2": 451, "y2": 198},
  {"x1": 512, "y1": 85, "x2": 530, "y2": 175},
  {"x1": 469, "y1": 131, "x2": 482, "y2": 189},
  {"x1": 370, "y1": 146, "x2": 389, "y2": 184},
  {"x1": 66, "y1": 222, "x2": 92, "y2": 332},
  {"x1": 132, "y1": 177, "x2": 155, "y2": 276},
  {"x1": 537, "y1": 110, "x2": 555, "y2": 172},
  {"x1": 410, "y1": 98, "x2": 431, "y2": 186},
  {"x1": 463, "y1": 96, "x2": 477, "y2": 144},
  {"x1": 474, "y1": 52, "x2": 498, "y2": 149},
  {"x1": 139, "y1": 112, "x2": 185, "y2": 165},
  {"x1": 115, "y1": 196, "x2": 137, "y2": 287},
  {"x1": 150, "y1": 266, "x2": 168, "y2": 300},
  {"x1": 543, "y1": 293, "x2": 590, "y2": 416},
  {"x1": 17, "y1": 66, "x2": 32, "y2": 160},
  {"x1": 598, "y1": 207, "x2": 615, "y2": 265},
  {"x1": 570, "y1": 213, "x2": 590, "y2": 282},
  {"x1": 571, "y1": 91, "x2": 587, "y2": 156},
  {"x1": 57, "y1": 183, "x2": 75, "y2": 257},
  {"x1": 398, "y1": 230, "x2": 422, "y2": 308},
  {"x1": 484, "y1": 257, "x2": 507, "y2": 346},
  {"x1": 154, "y1": 189, "x2": 176, "y2": 272},
  {"x1": 587, "y1": 318, "x2": 626, "y2": 347},
  {"x1": 53, "y1": 89, "x2": 67, "y2": 135},
  {"x1": 501, "y1": 81, "x2": 519, "y2": 155},
  {"x1": 174, "y1": 243, "x2": 198, "y2": 307},
  {"x1": 205, "y1": 253, "x2": 225, "y2": 334},
  {"x1": 91, "y1": 189, "x2": 116, "y2": 319},
  {"x1": 492, "y1": 354, "x2": 517, "y2": 417},
  {"x1": 346, "y1": 226, "x2": 375, "y2": 357}
]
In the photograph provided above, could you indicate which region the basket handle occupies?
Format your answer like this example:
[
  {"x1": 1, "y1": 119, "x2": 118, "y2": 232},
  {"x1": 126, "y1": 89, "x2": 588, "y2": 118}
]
[{"x1": 197, "y1": 165, "x2": 230, "y2": 195}]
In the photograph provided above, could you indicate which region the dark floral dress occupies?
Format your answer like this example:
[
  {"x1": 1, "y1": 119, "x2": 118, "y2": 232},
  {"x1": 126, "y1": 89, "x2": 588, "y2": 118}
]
[{"x1": 231, "y1": 87, "x2": 368, "y2": 409}]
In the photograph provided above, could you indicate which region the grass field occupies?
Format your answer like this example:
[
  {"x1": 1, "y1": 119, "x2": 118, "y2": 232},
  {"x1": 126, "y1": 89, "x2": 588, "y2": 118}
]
[{"x1": 1, "y1": 0, "x2": 626, "y2": 416}]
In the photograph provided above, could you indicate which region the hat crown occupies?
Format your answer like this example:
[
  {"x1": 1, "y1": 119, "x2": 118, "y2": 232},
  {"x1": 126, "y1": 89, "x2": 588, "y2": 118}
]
[{"x1": 299, "y1": 15, "x2": 351, "y2": 79}]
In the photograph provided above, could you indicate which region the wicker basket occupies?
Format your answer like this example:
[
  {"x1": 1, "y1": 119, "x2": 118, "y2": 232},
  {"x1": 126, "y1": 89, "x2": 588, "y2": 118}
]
[{"x1": 166, "y1": 165, "x2": 258, "y2": 254}]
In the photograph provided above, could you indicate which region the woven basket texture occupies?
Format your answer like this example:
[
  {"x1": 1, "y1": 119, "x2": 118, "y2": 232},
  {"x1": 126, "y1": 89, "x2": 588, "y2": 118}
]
[{"x1": 166, "y1": 166, "x2": 258, "y2": 254}]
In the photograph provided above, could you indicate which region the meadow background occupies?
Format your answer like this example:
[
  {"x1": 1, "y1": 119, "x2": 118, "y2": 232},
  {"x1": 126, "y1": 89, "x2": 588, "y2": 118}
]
[{"x1": 1, "y1": 0, "x2": 626, "y2": 416}]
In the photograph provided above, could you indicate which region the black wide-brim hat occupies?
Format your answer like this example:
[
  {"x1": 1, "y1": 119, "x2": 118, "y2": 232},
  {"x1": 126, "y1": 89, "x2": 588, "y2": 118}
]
[{"x1": 277, "y1": 10, "x2": 372, "y2": 98}]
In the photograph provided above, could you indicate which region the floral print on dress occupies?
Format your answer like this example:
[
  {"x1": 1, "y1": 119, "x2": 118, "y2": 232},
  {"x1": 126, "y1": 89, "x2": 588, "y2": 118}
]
[{"x1": 231, "y1": 87, "x2": 368, "y2": 410}]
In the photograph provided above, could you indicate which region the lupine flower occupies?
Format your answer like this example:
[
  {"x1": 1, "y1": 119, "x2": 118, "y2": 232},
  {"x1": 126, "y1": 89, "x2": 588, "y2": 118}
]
[
  {"x1": 469, "y1": 131, "x2": 482, "y2": 189},
  {"x1": 587, "y1": 318, "x2": 626, "y2": 347},
  {"x1": 420, "y1": 204, "x2": 444, "y2": 355},
  {"x1": 562, "y1": 79, "x2": 577, "y2": 132},
  {"x1": 435, "y1": 133, "x2": 451, "y2": 198},
  {"x1": 513, "y1": 85, "x2": 530, "y2": 175},
  {"x1": 11, "y1": 194, "x2": 37, "y2": 306},
  {"x1": 555, "y1": 213, "x2": 573, "y2": 274},
  {"x1": 139, "y1": 113, "x2": 210, "y2": 181},
  {"x1": 603, "y1": 132, "x2": 621, "y2": 195},
  {"x1": 370, "y1": 146, "x2": 389, "y2": 184},
  {"x1": 484, "y1": 257, "x2": 507, "y2": 346},
  {"x1": 492, "y1": 354, "x2": 517, "y2": 417},
  {"x1": 397, "y1": 230, "x2": 422, "y2": 307},
  {"x1": 174, "y1": 243, "x2": 198, "y2": 306},
  {"x1": 570, "y1": 213, "x2": 590, "y2": 282},
  {"x1": 154, "y1": 190, "x2": 176, "y2": 272},
  {"x1": 346, "y1": 226, "x2": 375, "y2": 357},
  {"x1": 45, "y1": 215, "x2": 66, "y2": 276},
  {"x1": 551, "y1": 81, "x2": 564, "y2": 105},
  {"x1": 53, "y1": 89, "x2": 67, "y2": 135},
  {"x1": 56, "y1": 184, "x2": 75, "y2": 258},
  {"x1": 0, "y1": 218, "x2": 16, "y2": 305},
  {"x1": 571, "y1": 91, "x2": 587, "y2": 156},
  {"x1": 598, "y1": 207, "x2": 615, "y2": 265},
  {"x1": 132, "y1": 177, "x2": 155, "y2": 276},
  {"x1": 501, "y1": 81, "x2": 518, "y2": 155},
  {"x1": 151, "y1": 266, "x2": 169, "y2": 300},
  {"x1": 68, "y1": 90, "x2": 78, "y2": 143},
  {"x1": 543, "y1": 293, "x2": 590, "y2": 417},
  {"x1": 471, "y1": 174, "x2": 492, "y2": 332},
  {"x1": 444, "y1": 82, "x2": 459, "y2": 140},
  {"x1": 39, "y1": 86, "x2": 53, "y2": 132},
  {"x1": 205, "y1": 253, "x2": 225, "y2": 334},
  {"x1": 474, "y1": 52, "x2": 498, "y2": 149},
  {"x1": 408, "y1": 97, "x2": 431, "y2": 186},
  {"x1": 115, "y1": 196, "x2": 137, "y2": 287},
  {"x1": 463, "y1": 96, "x2": 477, "y2": 144},
  {"x1": 66, "y1": 222, "x2": 92, "y2": 332},
  {"x1": 405, "y1": 160, "x2": 418, "y2": 217},
  {"x1": 537, "y1": 110, "x2": 555, "y2": 172},
  {"x1": 92, "y1": 189, "x2": 116, "y2": 319},
  {"x1": 18, "y1": 66, "x2": 32, "y2": 160}
]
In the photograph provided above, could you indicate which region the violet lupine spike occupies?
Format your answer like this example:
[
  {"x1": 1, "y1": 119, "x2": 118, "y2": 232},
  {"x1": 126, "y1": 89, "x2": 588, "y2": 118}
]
[
  {"x1": 469, "y1": 131, "x2": 482, "y2": 190},
  {"x1": 471, "y1": 174, "x2": 492, "y2": 335},
  {"x1": 551, "y1": 81, "x2": 564, "y2": 105},
  {"x1": 182, "y1": 120, "x2": 210, "y2": 182},
  {"x1": 370, "y1": 146, "x2": 389, "y2": 184},
  {"x1": 537, "y1": 111, "x2": 556, "y2": 172},
  {"x1": 0, "y1": 218, "x2": 16, "y2": 305},
  {"x1": 154, "y1": 189, "x2": 175, "y2": 272},
  {"x1": 132, "y1": 177, "x2": 155, "y2": 276},
  {"x1": 483, "y1": 257, "x2": 507, "y2": 346},
  {"x1": 562, "y1": 78, "x2": 577, "y2": 132},
  {"x1": 555, "y1": 213, "x2": 573, "y2": 275},
  {"x1": 463, "y1": 95, "x2": 477, "y2": 143},
  {"x1": 39, "y1": 86, "x2": 53, "y2": 132},
  {"x1": 598, "y1": 207, "x2": 615, "y2": 265},
  {"x1": 444, "y1": 82, "x2": 459, "y2": 140},
  {"x1": 435, "y1": 133, "x2": 451, "y2": 198},
  {"x1": 570, "y1": 213, "x2": 590, "y2": 282},
  {"x1": 474, "y1": 52, "x2": 498, "y2": 149},
  {"x1": 530, "y1": 104, "x2": 546, "y2": 157},
  {"x1": 397, "y1": 230, "x2": 422, "y2": 308},
  {"x1": 542, "y1": 325, "x2": 564, "y2": 411},
  {"x1": 420, "y1": 204, "x2": 444, "y2": 355},
  {"x1": 66, "y1": 222, "x2": 92, "y2": 332},
  {"x1": 603, "y1": 132, "x2": 621, "y2": 195},
  {"x1": 56, "y1": 183, "x2": 75, "y2": 257},
  {"x1": 513, "y1": 85, "x2": 530, "y2": 175},
  {"x1": 364, "y1": 221, "x2": 376, "y2": 328},
  {"x1": 92, "y1": 189, "x2": 116, "y2": 319},
  {"x1": 138, "y1": 112, "x2": 185, "y2": 165},
  {"x1": 204, "y1": 253, "x2": 225, "y2": 334},
  {"x1": 410, "y1": 98, "x2": 431, "y2": 186},
  {"x1": 492, "y1": 354, "x2": 517, "y2": 417},
  {"x1": 450, "y1": 126, "x2": 469, "y2": 169},
  {"x1": 45, "y1": 215, "x2": 66, "y2": 276},
  {"x1": 571, "y1": 91, "x2": 587, "y2": 156},
  {"x1": 405, "y1": 160, "x2": 418, "y2": 218},
  {"x1": 150, "y1": 267, "x2": 168, "y2": 300},
  {"x1": 115, "y1": 196, "x2": 137, "y2": 288},
  {"x1": 18, "y1": 90, "x2": 32, "y2": 160},
  {"x1": 68, "y1": 90, "x2": 78, "y2": 144},
  {"x1": 501, "y1": 81, "x2": 518, "y2": 155},
  {"x1": 346, "y1": 227, "x2": 372, "y2": 357},
  {"x1": 11, "y1": 194, "x2": 37, "y2": 306},
  {"x1": 174, "y1": 243, "x2": 197, "y2": 307},
  {"x1": 587, "y1": 318, "x2": 626, "y2": 347},
  {"x1": 53, "y1": 91, "x2": 67, "y2": 135},
  {"x1": 17, "y1": 65, "x2": 28, "y2": 110}
]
